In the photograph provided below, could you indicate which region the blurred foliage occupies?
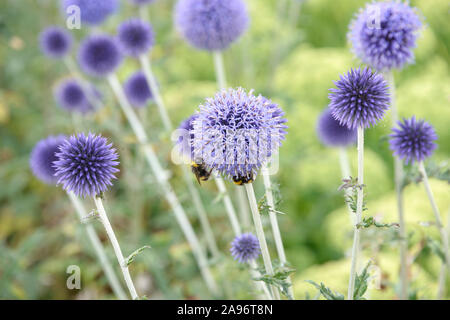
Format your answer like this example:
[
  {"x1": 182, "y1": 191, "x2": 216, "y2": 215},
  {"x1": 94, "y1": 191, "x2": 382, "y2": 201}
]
[{"x1": 0, "y1": 0, "x2": 448, "y2": 299}]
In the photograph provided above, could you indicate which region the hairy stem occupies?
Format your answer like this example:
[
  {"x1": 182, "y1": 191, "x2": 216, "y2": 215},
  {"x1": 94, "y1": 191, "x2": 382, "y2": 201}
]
[
  {"x1": 213, "y1": 51, "x2": 227, "y2": 90},
  {"x1": 107, "y1": 73, "x2": 219, "y2": 295},
  {"x1": 139, "y1": 55, "x2": 219, "y2": 259},
  {"x1": 67, "y1": 192, "x2": 127, "y2": 300},
  {"x1": 262, "y1": 165, "x2": 293, "y2": 298},
  {"x1": 418, "y1": 162, "x2": 450, "y2": 271},
  {"x1": 94, "y1": 196, "x2": 138, "y2": 299},
  {"x1": 386, "y1": 71, "x2": 408, "y2": 299},
  {"x1": 438, "y1": 208, "x2": 450, "y2": 299},
  {"x1": 348, "y1": 127, "x2": 364, "y2": 300},
  {"x1": 245, "y1": 183, "x2": 281, "y2": 300},
  {"x1": 139, "y1": 55, "x2": 172, "y2": 132},
  {"x1": 215, "y1": 177, "x2": 242, "y2": 236}
]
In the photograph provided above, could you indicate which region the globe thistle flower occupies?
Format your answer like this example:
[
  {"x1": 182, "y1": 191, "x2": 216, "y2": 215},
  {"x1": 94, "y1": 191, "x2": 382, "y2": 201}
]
[
  {"x1": 129, "y1": 0, "x2": 155, "y2": 6},
  {"x1": 124, "y1": 71, "x2": 153, "y2": 108},
  {"x1": 30, "y1": 135, "x2": 67, "y2": 185},
  {"x1": 176, "y1": 114, "x2": 198, "y2": 160},
  {"x1": 117, "y1": 19, "x2": 154, "y2": 57},
  {"x1": 62, "y1": 0, "x2": 119, "y2": 25},
  {"x1": 389, "y1": 116, "x2": 437, "y2": 164},
  {"x1": 349, "y1": 1, "x2": 422, "y2": 71},
  {"x1": 328, "y1": 67, "x2": 390, "y2": 130},
  {"x1": 174, "y1": 0, "x2": 249, "y2": 51},
  {"x1": 192, "y1": 88, "x2": 287, "y2": 181},
  {"x1": 39, "y1": 26, "x2": 73, "y2": 59},
  {"x1": 54, "y1": 78, "x2": 100, "y2": 114},
  {"x1": 78, "y1": 35, "x2": 123, "y2": 77},
  {"x1": 316, "y1": 108, "x2": 357, "y2": 147},
  {"x1": 54, "y1": 133, "x2": 119, "y2": 198},
  {"x1": 230, "y1": 233, "x2": 261, "y2": 263}
]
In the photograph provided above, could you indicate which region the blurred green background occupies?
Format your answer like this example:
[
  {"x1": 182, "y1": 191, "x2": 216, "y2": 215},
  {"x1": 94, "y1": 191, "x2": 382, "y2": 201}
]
[{"x1": 0, "y1": 0, "x2": 449, "y2": 299}]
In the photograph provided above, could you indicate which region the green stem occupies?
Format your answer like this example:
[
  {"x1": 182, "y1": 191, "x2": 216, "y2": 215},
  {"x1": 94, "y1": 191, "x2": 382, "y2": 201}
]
[
  {"x1": 93, "y1": 196, "x2": 139, "y2": 299},
  {"x1": 245, "y1": 183, "x2": 281, "y2": 300},
  {"x1": 67, "y1": 192, "x2": 127, "y2": 300},
  {"x1": 348, "y1": 127, "x2": 364, "y2": 300},
  {"x1": 418, "y1": 162, "x2": 450, "y2": 271}
]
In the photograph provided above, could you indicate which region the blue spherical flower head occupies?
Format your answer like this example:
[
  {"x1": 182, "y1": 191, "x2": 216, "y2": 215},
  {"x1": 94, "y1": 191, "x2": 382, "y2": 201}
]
[
  {"x1": 329, "y1": 67, "x2": 390, "y2": 130},
  {"x1": 317, "y1": 108, "x2": 357, "y2": 147},
  {"x1": 30, "y1": 135, "x2": 67, "y2": 185},
  {"x1": 129, "y1": 0, "x2": 155, "y2": 6},
  {"x1": 230, "y1": 233, "x2": 261, "y2": 263},
  {"x1": 176, "y1": 114, "x2": 198, "y2": 160},
  {"x1": 55, "y1": 78, "x2": 100, "y2": 114},
  {"x1": 62, "y1": 0, "x2": 119, "y2": 25},
  {"x1": 389, "y1": 116, "x2": 437, "y2": 165},
  {"x1": 54, "y1": 133, "x2": 119, "y2": 198},
  {"x1": 39, "y1": 26, "x2": 73, "y2": 58},
  {"x1": 193, "y1": 88, "x2": 288, "y2": 181},
  {"x1": 117, "y1": 19, "x2": 154, "y2": 57},
  {"x1": 175, "y1": 0, "x2": 249, "y2": 51},
  {"x1": 349, "y1": 1, "x2": 422, "y2": 71},
  {"x1": 78, "y1": 35, "x2": 123, "y2": 77},
  {"x1": 124, "y1": 71, "x2": 153, "y2": 107}
]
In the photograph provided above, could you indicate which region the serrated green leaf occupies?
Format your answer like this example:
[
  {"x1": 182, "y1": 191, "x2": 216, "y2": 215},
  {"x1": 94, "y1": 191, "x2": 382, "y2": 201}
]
[
  {"x1": 305, "y1": 280, "x2": 344, "y2": 300},
  {"x1": 124, "y1": 245, "x2": 151, "y2": 266}
]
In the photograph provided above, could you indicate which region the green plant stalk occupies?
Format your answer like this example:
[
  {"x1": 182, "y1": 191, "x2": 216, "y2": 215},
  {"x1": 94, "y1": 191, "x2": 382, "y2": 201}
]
[
  {"x1": 93, "y1": 196, "x2": 139, "y2": 299},
  {"x1": 261, "y1": 165, "x2": 294, "y2": 298},
  {"x1": 438, "y1": 208, "x2": 450, "y2": 299},
  {"x1": 67, "y1": 192, "x2": 127, "y2": 300},
  {"x1": 348, "y1": 126, "x2": 364, "y2": 300},
  {"x1": 138, "y1": 54, "x2": 220, "y2": 259},
  {"x1": 107, "y1": 73, "x2": 219, "y2": 295},
  {"x1": 386, "y1": 71, "x2": 408, "y2": 300},
  {"x1": 418, "y1": 162, "x2": 450, "y2": 271},
  {"x1": 245, "y1": 183, "x2": 281, "y2": 300}
]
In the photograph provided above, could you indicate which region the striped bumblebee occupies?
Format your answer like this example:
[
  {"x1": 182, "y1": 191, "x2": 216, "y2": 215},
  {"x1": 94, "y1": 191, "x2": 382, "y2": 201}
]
[
  {"x1": 191, "y1": 161, "x2": 212, "y2": 185},
  {"x1": 232, "y1": 173, "x2": 254, "y2": 185}
]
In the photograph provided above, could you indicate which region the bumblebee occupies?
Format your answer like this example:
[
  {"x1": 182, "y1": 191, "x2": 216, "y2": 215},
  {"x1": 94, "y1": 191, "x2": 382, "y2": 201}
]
[
  {"x1": 191, "y1": 161, "x2": 212, "y2": 185},
  {"x1": 232, "y1": 173, "x2": 254, "y2": 185}
]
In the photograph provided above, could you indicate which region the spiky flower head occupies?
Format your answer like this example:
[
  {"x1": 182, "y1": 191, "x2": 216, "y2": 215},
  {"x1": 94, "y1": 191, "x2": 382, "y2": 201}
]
[
  {"x1": 117, "y1": 19, "x2": 154, "y2": 57},
  {"x1": 39, "y1": 26, "x2": 73, "y2": 58},
  {"x1": 78, "y1": 35, "x2": 123, "y2": 77},
  {"x1": 30, "y1": 135, "x2": 67, "y2": 185},
  {"x1": 349, "y1": 1, "x2": 422, "y2": 71},
  {"x1": 389, "y1": 116, "x2": 437, "y2": 164},
  {"x1": 328, "y1": 67, "x2": 390, "y2": 130},
  {"x1": 176, "y1": 114, "x2": 198, "y2": 160},
  {"x1": 54, "y1": 133, "x2": 119, "y2": 197},
  {"x1": 230, "y1": 233, "x2": 261, "y2": 263},
  {"x1": 192, "y1": 88, "x2": 287, "y2": 180},
  {"x1": 54, "y1": 78, "x2": 100, "y2": 114},
  {"x1": 317, "y1": 108, "x2": 357, "y2": 147},
  {"x1": 129, "y1": 0, "x2": 155, "y2": 6},
  {"x1": 124, "y1": 71, "x2": 153, "y2": 108},
  {"x1": 62, "y1": 0, "x2": 119, "y2": 25},
  {"x1": 174, "y1": 0, "x2": 249, "y2": 51}
]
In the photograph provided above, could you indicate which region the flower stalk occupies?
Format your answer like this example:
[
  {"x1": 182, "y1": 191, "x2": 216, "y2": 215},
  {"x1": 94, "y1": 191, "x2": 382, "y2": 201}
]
[
  {"x1": 261, "y1": 165, "x2": 293, "y2": 298},
  {"x1": 93, "y1": 196, "x2": 139, "y2": 300},
  {"x1": 67, "y1": 192, "x2": 127, "y2": 300},
  {"x1": 245, "y1": 182, "x2": 281, "y2": 300},
  {"x1": 418, "y1": 162, "x2": 450, "y2": 271},
  {"x1": 107, "y1": 73, "x2": 219, "y2": 295},
  {"x1": 386, "y1": 71, "x2": 408, "y2": 300},
  {"x1": 348, "y1": 126, "x2": 364, "y2": 300},
  {"x1": 138, "y1": 54, "x2": 219, "y2": 259}
]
